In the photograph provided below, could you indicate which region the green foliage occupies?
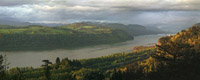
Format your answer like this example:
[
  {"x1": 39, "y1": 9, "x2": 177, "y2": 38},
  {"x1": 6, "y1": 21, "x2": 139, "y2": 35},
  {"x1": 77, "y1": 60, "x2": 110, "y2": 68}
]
[
  {"x1": 4, "y1": 48, "x2": 155, "y2": 80},
  {"x1": 80, "y1": 49, "x2": 156, "y2": 69},
  {"x1": 0, "y1": 24, "x2": 133, "y2": 51},
  {"x1": 110, "y1": 69, "x2": 123, "y2": 80},
  {"x1": 7, "y1": 67, "x2": 24, "y2": 80},
  {"x1": 42, "y1": 60, "x2": 52, "y2": 80},
  {"x1": 76, "y1": 22, "x2": 166, "y2": 36},
  {"x1": 72, "y1": 68, "x2": 100, "y2": 80},
  {"x1": 83, "y1": 71, "x2": 105, "y2": 80},
  {"x1": 0, "y1": 54, "x2": 6, "y2": 80},
  {"x1": 0, "y1": 55, "x2": 3, "y2": 72}
]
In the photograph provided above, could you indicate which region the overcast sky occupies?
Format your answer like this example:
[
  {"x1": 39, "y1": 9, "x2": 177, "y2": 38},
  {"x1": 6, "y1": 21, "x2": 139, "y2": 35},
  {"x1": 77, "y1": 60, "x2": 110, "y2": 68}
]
[{"x1": 0, "y1": 0, "x2": 200, "y2": 29}]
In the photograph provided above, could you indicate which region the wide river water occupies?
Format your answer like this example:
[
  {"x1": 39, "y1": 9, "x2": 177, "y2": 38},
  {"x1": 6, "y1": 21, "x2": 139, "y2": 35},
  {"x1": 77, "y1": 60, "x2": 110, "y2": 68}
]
[{"x1": 5, "y1": 34, "x2": 169, "y2": 68}]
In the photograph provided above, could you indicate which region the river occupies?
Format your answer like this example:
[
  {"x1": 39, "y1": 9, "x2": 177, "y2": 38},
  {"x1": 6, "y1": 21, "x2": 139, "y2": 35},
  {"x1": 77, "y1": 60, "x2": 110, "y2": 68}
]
[{"x1": 4, "y1": 34, "x2": 169, "y2": 68}]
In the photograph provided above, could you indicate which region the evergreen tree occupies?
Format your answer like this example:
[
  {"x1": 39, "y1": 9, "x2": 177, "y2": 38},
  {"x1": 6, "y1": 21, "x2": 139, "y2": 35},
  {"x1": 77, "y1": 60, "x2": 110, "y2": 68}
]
[
  {"x1": 110, "y1": 69, "x2": 123, "y2": 80},
  {"x1": 55, "y1": 57, "x2": 60, "y2": 69},
  {"x1": 83, "y1": 71, "x2": 105, "y2": 80},
  {"x1": 56, "y1": 57, "x2": 60, "y2": 65},
  {"x1": 42, "y1": 60, "x2": 52, "y2": 80},
  {"x1": 0, "y1": 54, "x2": 5, "y2": 80},
  {"x1": 153, "y1": 41, "x2": 194, "y2": 63}
]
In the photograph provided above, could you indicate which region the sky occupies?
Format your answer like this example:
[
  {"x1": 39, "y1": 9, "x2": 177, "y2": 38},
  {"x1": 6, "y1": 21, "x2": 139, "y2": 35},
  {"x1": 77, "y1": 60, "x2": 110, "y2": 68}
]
[{"x1": 0, "y1": 0, "x2": 200, "y2": 30}]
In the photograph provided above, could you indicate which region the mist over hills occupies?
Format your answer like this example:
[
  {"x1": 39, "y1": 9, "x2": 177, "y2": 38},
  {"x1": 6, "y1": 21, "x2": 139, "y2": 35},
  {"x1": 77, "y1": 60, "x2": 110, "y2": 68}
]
[
  {"x1": 196, "y1": 23, "x2": 200, "y2": 26},
  {"x1": 0, "y1": 20, "x2": 172, "y2": 36},
  {"x1": 0, "y1": 20, "x2": 67, "y2": 27},
  {"x1": 147, "y1": 23, "x2": 198, "y2": 33},
  {"x1": 0, "y1": 19, "x2": 32, "y2": 26},
  {"x1": 69, "y1": 22, "x2": 168, "y2": 36}
]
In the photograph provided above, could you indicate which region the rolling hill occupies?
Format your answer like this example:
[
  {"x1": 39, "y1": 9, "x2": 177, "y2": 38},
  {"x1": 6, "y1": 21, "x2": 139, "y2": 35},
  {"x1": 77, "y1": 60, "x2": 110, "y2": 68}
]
[
  {"x1": 78, "y1": 22, "x2": 166, "y2": 36},
  {"x1": 0, "y1": 21, "x2": 166, "y2": 51},
  {"x1": 0, "y1": 24, "x2": 133, "y2": 51}
]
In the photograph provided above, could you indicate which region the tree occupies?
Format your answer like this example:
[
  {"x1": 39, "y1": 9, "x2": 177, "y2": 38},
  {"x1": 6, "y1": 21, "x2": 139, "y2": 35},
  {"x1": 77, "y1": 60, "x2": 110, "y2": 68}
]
[
  {"x1": 0, "y1": 55, "x2": 6, "y2": 80},
  {"x1": 55, "y1": 57, "x2": 60, "y2": 69},
  {"x1": 42, "y1": 60, "x2": 52, "y2": 80},
  {"x1": 110, "y1": 69, "x2": 123, "y2": 80},
  {"x1": 83, "y1": 71, "x2": 105, "y2": 80},
  {"x1": 8, "y1": 67, "x2": 24, "y2": 80},
  {"x1": 2, "y1": 53, "x2": 9, "y2": 71},
  {"x1": 0, "y1": 54, "x2": 5, "y2": 80},
  {"x1": 56, "y1": 57, "x2": 60, "y2": 65},
  {"x1": 0, "y1": 53, "x2": 9, "y2": 80},
  {"x1": 153, "y1": 40, "x2": 194, "y2": 62}
]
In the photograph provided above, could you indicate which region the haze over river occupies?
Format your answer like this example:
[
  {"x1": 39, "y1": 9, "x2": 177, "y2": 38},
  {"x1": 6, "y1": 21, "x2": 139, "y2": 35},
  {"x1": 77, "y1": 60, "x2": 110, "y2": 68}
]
[{"x1": 5, "y1": 34, "x2": 169, "y2": 68}]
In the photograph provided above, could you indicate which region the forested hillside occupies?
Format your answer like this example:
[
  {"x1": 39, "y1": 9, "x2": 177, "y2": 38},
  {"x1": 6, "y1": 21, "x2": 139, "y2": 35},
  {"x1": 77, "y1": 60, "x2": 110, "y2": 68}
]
[
  {"x1": 79, "y1": 22, "x2": 165, "y2": 36},
  {"x1": 0, "y1": 47, "x2": 156, "y2": 80},
  {"x1": 114, "y1": 24, "x2": 200, "y2": 80},
  {"x1": 0, "y1": 21, "x2": 166, "y2": 51},
  {"x1": 0, "y1": 24, "x2": 133, "y2": 51}
]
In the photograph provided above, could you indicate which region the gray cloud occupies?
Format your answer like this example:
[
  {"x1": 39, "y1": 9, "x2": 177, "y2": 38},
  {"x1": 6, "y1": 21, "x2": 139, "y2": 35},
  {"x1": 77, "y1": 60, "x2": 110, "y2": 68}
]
[
  {"x1": 0, "y1": 0, "x2": 50, "y2": 6},
  {"x1": 0, "y1": 0, "x2": 200, "y2": 31}
]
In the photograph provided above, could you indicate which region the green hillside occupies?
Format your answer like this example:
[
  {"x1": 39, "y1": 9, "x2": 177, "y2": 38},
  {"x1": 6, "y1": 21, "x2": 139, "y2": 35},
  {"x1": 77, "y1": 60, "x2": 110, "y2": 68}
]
[
  {"x1": 79, "y1": 22, "x2": 166, "y2": 36},
  {"x1": 0, "y1": 24, "x2": 133, "y2": 51}
]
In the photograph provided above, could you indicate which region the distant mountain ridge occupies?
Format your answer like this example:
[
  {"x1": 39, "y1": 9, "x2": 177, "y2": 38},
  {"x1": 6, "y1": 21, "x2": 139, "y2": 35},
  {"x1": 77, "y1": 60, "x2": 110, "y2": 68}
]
[
  {"x1": 72, "y1": 22, "x2": 166, "y2": 36},
  {"x1": 0, "y1": 24, "x2": 133, "y2": 51},
  {"x1": 195, "y1": 23, "x2": 200, "y2": 26},
  {"x1": 0, "y1": 20, "x2": 167, "y2": 36},
  {"x1": 0, "y1": 20, "x2": 32, "y2": 26},
  {"x1": 0, "y1": 20, "x2": 67, "y2": 27}
]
